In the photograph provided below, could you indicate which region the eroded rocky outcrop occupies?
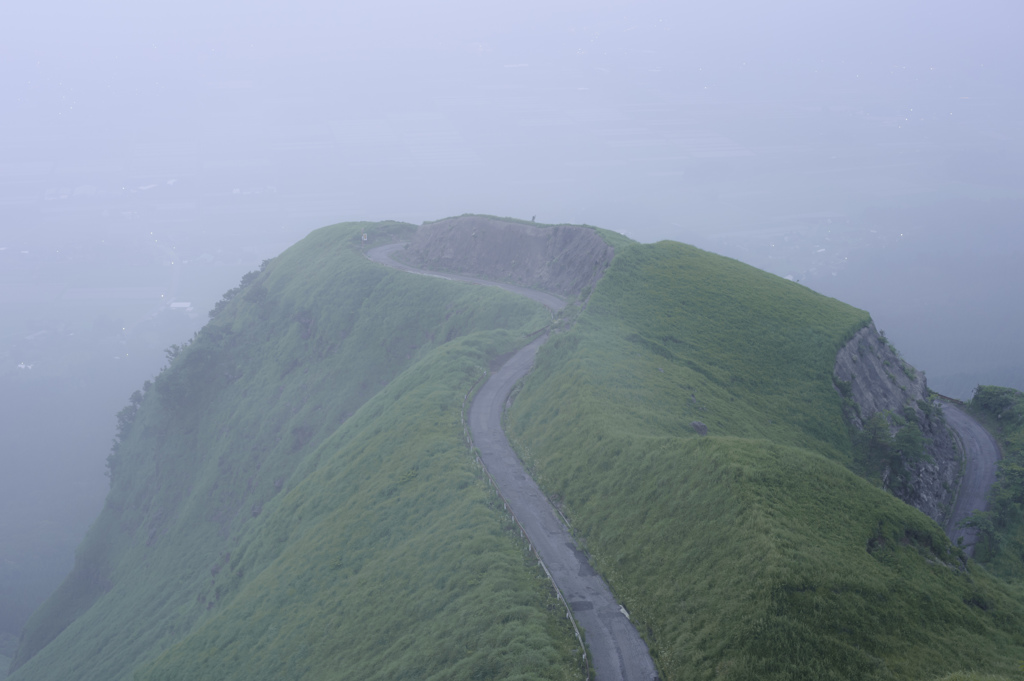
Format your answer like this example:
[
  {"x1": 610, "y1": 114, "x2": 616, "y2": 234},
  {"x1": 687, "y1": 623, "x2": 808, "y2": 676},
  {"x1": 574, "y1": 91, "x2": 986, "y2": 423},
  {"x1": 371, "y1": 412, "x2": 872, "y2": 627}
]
[
  {"x1": 401, "y1": 215, "x2": 615, "y2": 298},
  {"x1": 834, "y1": 323, "x2": 960, "y2": 524}
]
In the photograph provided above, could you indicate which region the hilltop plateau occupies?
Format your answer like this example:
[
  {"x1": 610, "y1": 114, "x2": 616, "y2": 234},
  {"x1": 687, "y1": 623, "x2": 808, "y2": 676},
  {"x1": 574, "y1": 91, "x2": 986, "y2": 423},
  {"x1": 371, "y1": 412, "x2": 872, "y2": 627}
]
[{"x1": 8, "y1": 216, "x2": 1024, "y2": 681}]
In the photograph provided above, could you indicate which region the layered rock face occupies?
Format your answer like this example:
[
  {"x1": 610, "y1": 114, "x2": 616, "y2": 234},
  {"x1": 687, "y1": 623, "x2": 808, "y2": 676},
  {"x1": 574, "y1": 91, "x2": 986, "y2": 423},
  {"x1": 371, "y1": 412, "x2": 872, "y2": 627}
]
[
  {"x1": 402, "y1": 215, "x2": 615, "y2": 298},
  {"x1": 834, "y1": 323, "x2": 960, "y2": 524}
]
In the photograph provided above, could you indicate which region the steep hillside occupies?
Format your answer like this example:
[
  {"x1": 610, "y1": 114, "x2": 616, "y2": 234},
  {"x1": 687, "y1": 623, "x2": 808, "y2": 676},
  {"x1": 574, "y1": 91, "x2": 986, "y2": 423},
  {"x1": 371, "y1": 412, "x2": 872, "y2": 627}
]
[
  {"x1": 834, "y1": 323, "x2": 960, "y2": 523},
  {"x1": 402, "y1": 214, "x2": 617, "y2": 298},
  {"x1": 505, "y1": 241, "x2": 1024, "y2": 680},
  {"x1": 9, "y1": 221, "x2": 582, "y2": 681},
  {"x1": 11, "y1": 219, "x2": 1024, "y2": 681}
]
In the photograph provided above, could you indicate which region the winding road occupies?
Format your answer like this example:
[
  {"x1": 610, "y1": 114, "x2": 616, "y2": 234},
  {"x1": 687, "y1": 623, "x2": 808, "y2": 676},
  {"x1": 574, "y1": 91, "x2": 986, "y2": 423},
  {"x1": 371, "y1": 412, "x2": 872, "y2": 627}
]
[
  {"x1": 366, "y1": 243, "x2": 660, "y2": 681},
  {"x1": 942, "y1": 403, "x2": 1001, "y2": 555}
]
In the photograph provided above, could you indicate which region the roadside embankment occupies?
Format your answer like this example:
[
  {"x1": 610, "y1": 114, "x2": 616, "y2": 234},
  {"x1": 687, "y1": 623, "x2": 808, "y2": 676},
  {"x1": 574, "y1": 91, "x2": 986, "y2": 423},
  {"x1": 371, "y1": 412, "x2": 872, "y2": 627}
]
[
  {"x1": 401, "y1": 215, "x2": 615, "y2": 298},
  {"x1": 834, "y1": 322, "x2": 960, "y2": 525}
]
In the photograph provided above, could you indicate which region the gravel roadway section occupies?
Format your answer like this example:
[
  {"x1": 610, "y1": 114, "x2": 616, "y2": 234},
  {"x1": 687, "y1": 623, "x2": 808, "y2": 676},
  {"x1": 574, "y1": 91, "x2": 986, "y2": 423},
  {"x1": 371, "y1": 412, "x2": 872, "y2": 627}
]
[
  {"x1": 367, "y1": 243, "x2": 659, "y2": 681},
  {"x1": 942, "y1": 403, "x2": 1001, "y2": 556}
]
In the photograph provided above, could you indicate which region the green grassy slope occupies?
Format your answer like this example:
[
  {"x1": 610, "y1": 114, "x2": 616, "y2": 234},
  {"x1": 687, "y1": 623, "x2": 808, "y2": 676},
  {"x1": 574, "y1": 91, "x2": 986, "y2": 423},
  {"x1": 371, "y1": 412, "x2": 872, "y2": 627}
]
[
  {"x1": 10, "y1": 222, "x2": 582, "y2": 681},
  {"x1": 506, "y1": 242, "x2": 1024, "y2": 680}
]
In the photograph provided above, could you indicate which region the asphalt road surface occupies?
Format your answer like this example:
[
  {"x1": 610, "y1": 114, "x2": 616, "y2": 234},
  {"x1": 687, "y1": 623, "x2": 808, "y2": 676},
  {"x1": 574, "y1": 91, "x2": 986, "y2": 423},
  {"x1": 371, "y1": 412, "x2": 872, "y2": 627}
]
[
  {"x1": 367, "y1": 243, "x2": 659, "y2": 681},
  {"x1": 942, "y1": 403, "x2": 1001, "y2": 555}
]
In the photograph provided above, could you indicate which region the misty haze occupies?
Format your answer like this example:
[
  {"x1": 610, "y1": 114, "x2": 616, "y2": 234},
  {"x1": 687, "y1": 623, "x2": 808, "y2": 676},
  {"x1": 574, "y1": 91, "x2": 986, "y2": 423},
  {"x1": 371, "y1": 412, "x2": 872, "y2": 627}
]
[{"x1": 2, "y1": 2, "x2": 1022, "y2": 679}]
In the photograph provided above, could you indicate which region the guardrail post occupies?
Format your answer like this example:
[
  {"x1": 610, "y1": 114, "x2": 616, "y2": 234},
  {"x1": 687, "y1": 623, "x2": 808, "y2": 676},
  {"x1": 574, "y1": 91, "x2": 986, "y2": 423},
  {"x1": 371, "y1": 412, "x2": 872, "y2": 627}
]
[{"x1": 461, "y1": 369, "x2": 589, "y2": 681}]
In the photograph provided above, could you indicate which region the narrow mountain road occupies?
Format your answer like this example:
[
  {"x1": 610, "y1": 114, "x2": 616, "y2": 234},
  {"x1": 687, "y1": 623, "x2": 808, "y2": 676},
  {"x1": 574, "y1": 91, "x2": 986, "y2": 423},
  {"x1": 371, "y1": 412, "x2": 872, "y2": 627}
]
[
  {"x1": 942, "y1": 403, "x2": 1001, "y2": 556},
  {"x1": 367, "y1": 243, "x2": 660, "y2": 681}
]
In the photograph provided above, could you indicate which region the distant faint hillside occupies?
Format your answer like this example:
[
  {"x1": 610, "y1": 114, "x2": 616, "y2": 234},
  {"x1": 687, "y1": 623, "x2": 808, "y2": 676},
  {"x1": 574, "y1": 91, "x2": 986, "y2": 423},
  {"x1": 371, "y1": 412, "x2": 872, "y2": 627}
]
[{"x1": 931, "y1": 369, "x2": 1024, "y2": 401}]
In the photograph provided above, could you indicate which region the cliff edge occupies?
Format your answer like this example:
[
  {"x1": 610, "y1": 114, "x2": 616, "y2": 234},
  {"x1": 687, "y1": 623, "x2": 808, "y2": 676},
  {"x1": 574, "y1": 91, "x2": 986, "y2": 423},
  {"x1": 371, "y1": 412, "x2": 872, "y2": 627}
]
[
  {"x1": 400, "y1": 215, "x2": 615, "y2": 298},
  {"x1": 834, "y1": 323, "x2": 960, "y2": 524}
]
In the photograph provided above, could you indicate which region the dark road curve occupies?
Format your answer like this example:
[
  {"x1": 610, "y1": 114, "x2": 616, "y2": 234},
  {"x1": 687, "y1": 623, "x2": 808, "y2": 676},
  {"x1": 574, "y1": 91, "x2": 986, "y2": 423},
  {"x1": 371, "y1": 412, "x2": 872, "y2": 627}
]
[
  {"x1": 366, "y1": 243, "x2": 660, "y2": 681},
  {"x1": 942, "y1": 403, "x2": 1001, "y2": 556}
]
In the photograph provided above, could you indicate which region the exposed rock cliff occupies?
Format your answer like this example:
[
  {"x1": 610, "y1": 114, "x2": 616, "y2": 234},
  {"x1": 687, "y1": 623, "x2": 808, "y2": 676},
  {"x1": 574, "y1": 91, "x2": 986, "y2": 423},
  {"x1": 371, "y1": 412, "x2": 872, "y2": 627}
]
[
  {"x1": 834, "y1": 323, "x2": 960, "y2": 524},
  {"x1": 401, "y1": 215, "x2": 615, "y2": 298}
]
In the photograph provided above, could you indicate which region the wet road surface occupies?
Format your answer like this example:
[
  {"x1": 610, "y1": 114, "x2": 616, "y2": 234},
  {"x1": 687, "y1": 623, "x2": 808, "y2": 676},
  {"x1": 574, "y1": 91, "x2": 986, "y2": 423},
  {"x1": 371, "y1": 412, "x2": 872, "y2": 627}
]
[{"x1": 942, "y1": 403, "x2": 1001, "y2": 555}]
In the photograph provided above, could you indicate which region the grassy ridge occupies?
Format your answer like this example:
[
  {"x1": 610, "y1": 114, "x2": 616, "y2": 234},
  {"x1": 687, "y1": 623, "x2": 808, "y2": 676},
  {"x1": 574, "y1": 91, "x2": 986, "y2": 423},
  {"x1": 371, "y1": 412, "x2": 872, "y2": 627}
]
[
  {"x1": 10, "y1": 222, "x2": 579, "y2": 681},
  {"x1": 544, "y1": 241, "x2": 867, "y2": 457},
  {"x1": 15, "y1": 224, "x2": 1024, "y2": 681},
  {"x1": 507, "y1": 242, "x2": 1024, "y2": 680},
  {"x1": 137, "y1": 335, "x2": 583, "y2": 681}
]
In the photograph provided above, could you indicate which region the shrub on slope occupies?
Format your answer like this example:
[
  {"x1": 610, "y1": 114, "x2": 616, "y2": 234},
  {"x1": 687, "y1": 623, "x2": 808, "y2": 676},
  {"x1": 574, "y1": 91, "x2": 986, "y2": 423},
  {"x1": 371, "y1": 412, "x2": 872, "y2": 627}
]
[
  {"x1": 10, "y1": 222, "x2": 579, "y2": 681},
  {"x1": 965, "y1": 386, "x2": 1024, "y2": 581},
  {"x1": 506, "y1": 242, "x2": 1024, "y2": 680}
]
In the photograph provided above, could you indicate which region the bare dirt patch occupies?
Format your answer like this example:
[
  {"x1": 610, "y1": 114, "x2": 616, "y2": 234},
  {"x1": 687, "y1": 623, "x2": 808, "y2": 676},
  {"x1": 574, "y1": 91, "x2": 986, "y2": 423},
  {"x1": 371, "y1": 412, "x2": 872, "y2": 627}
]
[{"x1": 401, "y1": 215, "x2": 615, "y2": 298}]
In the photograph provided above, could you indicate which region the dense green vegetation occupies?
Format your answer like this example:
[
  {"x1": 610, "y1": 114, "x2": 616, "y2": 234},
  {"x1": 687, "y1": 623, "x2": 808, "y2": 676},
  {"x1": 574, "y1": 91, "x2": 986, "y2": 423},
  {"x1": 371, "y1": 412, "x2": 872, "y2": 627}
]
[
  {"x1": 9, "y1": 222, "x2": 582, "y2": 681},
  {"x1": 12, "y1": 221, "x2": 1024, "y2": 681},
  {"x1": 850, "y1": 408, "x2": 931, "y2": 486},
  {"x1": 933, "y1": 674, "x2": 1021, "y2": 681},
  {"x1": 506, "y1": 241, "x2": 1024, "y2": 680},
  {"x1": 965, "y1": 386, "x2": 1024, "y2": 581}
]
